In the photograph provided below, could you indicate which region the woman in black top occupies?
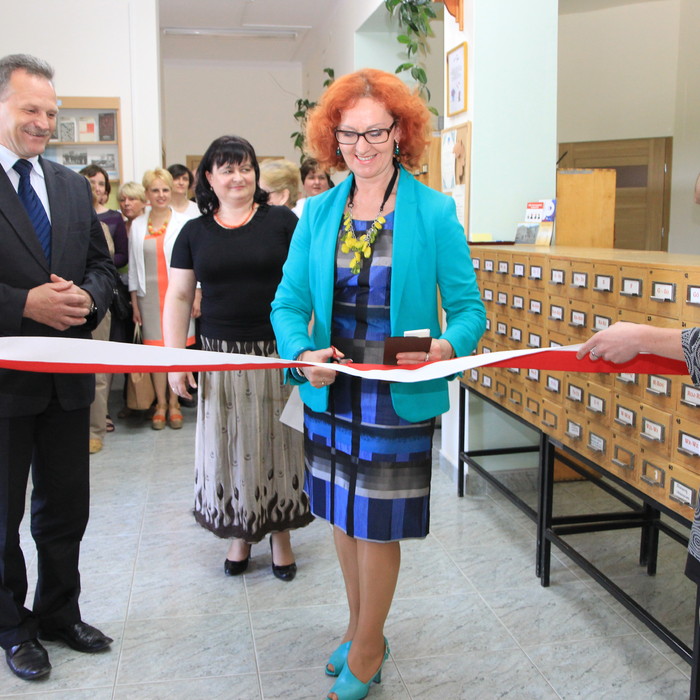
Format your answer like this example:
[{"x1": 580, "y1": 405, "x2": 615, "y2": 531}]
[{"x1": 164, "y1": 135, "x2": 313, "y2": 581}]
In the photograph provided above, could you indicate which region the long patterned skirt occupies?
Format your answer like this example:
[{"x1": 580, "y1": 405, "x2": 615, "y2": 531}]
[{"x1": 193, "y1": 337, "x2": 313, "y2": 541}]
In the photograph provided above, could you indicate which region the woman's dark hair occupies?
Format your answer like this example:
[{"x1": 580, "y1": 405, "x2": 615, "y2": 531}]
[
  {"x1": 79, "y1": 163, "x2": 111, "y2": 195},
  {"x1": 167, "y1": 163, "x2": 194, "y2": 188},
  {"x1": 195, "y1": 135, "x2": 269, "y2": 216},
  {"x1": 300, "y1": 157, "x2": 334, "y2": 188}
]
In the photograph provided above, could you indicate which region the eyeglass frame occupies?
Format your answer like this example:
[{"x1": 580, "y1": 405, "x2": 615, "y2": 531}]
[{"x1": 334, "y1": 121, "x2": 397, "y2": 145}]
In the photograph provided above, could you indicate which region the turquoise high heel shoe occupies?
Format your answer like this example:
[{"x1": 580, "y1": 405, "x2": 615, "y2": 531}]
[
  {"x1": 326, "y1": 641, "x2": 351, "y2": 677},
  {"x1": 326, "y1": 641, "x2": 390, "y2": 700}
]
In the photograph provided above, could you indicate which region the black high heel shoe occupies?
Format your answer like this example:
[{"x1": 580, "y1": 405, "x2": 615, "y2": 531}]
[
  {"x1": 224, "y1": 544, "x2": 251, "y2": 576},
  {"x1": 269, "y1": 538, "x2": 297, "y2": 582}
]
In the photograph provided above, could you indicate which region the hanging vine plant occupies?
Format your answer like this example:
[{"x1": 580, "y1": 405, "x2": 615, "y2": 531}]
[
  {"x1": 291, "y1": 67, "x2": 335, "y2": 160},
  {"x1": 385, "y1": 0, "x2": 439, "y2": 115}
]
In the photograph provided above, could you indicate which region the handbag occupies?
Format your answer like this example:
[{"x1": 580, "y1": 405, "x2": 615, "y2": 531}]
[
  {"x1": 110, "y1": 273, "x2": 132, "y2": 321},
  {"x1": 125, "y1": 326, "x2": 155, "y2": 410}
]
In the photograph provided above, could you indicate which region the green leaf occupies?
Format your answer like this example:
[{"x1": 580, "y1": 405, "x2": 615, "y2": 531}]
[{"x1": 397, "y1": 34, "x2": 411, "y2": 44}]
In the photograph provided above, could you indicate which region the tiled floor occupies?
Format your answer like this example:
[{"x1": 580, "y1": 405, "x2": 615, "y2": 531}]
[{"x1": 3, "y1": 394, "x2": 696, "y2": 699}]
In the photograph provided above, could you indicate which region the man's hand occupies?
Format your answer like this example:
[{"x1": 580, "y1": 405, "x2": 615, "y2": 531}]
[{"x1": 23, "y1": 274, "x2": 93, "y2": 331}]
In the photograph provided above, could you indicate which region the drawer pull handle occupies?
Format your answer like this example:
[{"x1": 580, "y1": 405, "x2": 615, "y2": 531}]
[
  {"x1": 541, "y1": 420, "x2": 556, "y2": 428},
  {"x1": 677, "y1": 447, "x2": 699, "y2": 458},
  {"x1": 620, "y1": 291, "x2": 642, "y2": 298},
  {"x1": 669, "y1": 494, "x2": 692, "y2": 506},
  {"x1": 640, "y1": 433, "x2": 663, "y2": 443},
  {"x1": 649, "y1": 296, "x2": 673, "y2": 303},
  {"x1": 645, "y1": 387, "x2": 667, "y2": 396},
  {"x1": 614, "y1": 418, "x2": 634, "y2": 427},
  {"x1": 611, "y1": 458, "x2": 633, "y2": 470},
  {"x1": 565, "y1": 431, "x2": 581, "y2": 440},
  {"x1": 568, "y1": 321, "x2": 585, "y2": 328},
  {"x1": 680, "y1": 400, "x2": 700, "y2": 408},
  {"x1": 640, "y1": 475, "x2": 663, "y2": 487},
  {"x1": 586, "y1": 406, "x2": 604, "y2": 414},
  {"x1": 593, "y1": 286, "x2": 611, "y2": 293}
]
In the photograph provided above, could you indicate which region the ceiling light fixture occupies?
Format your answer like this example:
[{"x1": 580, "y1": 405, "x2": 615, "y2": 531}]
[{"x1": 162, "y1": 26, "x2": 299, "y2": 40}]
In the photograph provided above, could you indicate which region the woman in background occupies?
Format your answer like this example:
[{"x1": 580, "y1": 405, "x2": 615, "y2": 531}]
[
  {"x1": 292, "y1": 156, "x2": 333, "y2": 218},
  {"x1": 167, "y1": 163, "x2": 200, "y2": 219},
  {"x1": 259, "y1": 159, "x2": 301, "y2": 210},
  {"x1": 129, "y1": 168, "x2": 193, "y2": 430},
  {"x1": 118, "y1": 181, "x2": 147, "y2": 235},
  {"x1": 272, "y1": 69, "x2": 485, "y2": 700},
  {"x1": 165, "y1": 135, "x2": 312, "y2": 582}
]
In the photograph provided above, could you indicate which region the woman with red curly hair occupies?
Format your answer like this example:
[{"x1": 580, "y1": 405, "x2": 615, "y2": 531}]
[{"x1": 272, "y1": 69, "x2": 485, "y2": 700}]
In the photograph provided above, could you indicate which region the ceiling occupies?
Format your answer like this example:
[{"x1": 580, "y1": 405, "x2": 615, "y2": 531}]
[
  {"x1": 159, "y1": 0, "x2": 666, "y2": 63},
  {"x1": 158, "y1": 0, "x2": 342, "y2": 63}
]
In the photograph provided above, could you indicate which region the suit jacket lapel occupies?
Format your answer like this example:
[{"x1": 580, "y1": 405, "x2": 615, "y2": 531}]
[{"x1": 0, "y1": 164, "x2": 49, "y2": 271}]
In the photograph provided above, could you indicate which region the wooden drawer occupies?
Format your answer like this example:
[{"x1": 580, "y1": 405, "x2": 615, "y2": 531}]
[
  {"x1": 564, "y1": 375, "x2": 586, "y2": 414},
  {"x1": 493, "y1": 318, "x2": 509, "y2": 343},
  {"x1": 665, "y1": 462, "x2": 700, "y2": 520},
  {"x1": 609, "y1": 432, "x2": 639, "y2": 484},
  {"x1": 613, "y1": 371, "x2": 643, "y2": 400},
  {"x1": 543, "y1": 370, "x2": 565, "y2": 404},
  {"x1": 677, "y1": 380, "x2": 700, "y2": 421},
  {"x1": 585, "y1": 380, "x2": 611, "y2": 421},
  {"x1": 541, "y1": 398, "x2": 563, "y2": 438},
  {"x1": 466, "y1": 367, "x2": 480, "y2": 387},
  {"x1": 546, "y1": 294, "x2": 568, "y2": 333},
  {"x1": 546, "y1": 329, "x2": 573, "y2": 348},
  {"x1": 641, "y1": 373, "x2": 677, "y2": 413},
  {"x1": 509, "y1": 285, "x2": 528, "y2": 323},
  {"x1": 493, "y1": 376, "x2": 509, "y2": 403},
  {"x1": 478, "y1": 366, "x2": 495, "y2": 395},
  {"x1": 482, "y1": 314, "x2": 494, "y2": 339},
  {"x1": 526, "y1": 290, "x2": 546, "y2": 325},
  {"x1": 585, "y1": 422, "x2": 610, "y2": 462},
  {"x1": 510, "y1": 255, "x2": 528, "y2": 286},
  {"x1": 523, "y1": 366, "x2": 542, "y2": 390},
  {"x1": 590, "y1": 302, "x2": 617, "y2": 334},
  {"x1": 566, "y1": 299, "x2": 591, "y2": 343},
  {"x1": 637, "y1": 455, "x2": 669, "y2": 504},
  {"x1": 617, "y1": 265, "x2": 646, "y2": 313},
  {"x1": 567, "y1": 260, "x2": 593, "y2": 303},
  {"x1": 495, "y1": 253, "x2": 512, "y2": 283},
  {"x1": 591, "y1": 263, "x2": 617, "y2": 305},
  {"x1": 481, "y1": 254, "x2": 498, "y2": 283},
  {"x1": 563, "y1": 411, "x2": 586, "y2": 451},
  {"x1": 612, "y1": 393, "x2": 641, "y2": 441},
  {"x1": 507, "y1": 385, "x2": 524, "y2": 415},
  {"x1": 495, "y1": 286, "x2": 509, "y2": 311},
  {"x1": 639, "y1": 404, "x2": 673, "y2": 459},
  {"x1": 481, "y1": 284, "x2": 495, "y2": 308},
  {"x1": 525, "y1": 324, "x2": 544, "y2": 350},
  {"x1": 508, "y1": 319, "x2": 526, "y2": 349},
  {"x1": 524, "y1": 390, "x2": 542, "y2": 422},
  {"x1": 547, "y1": 260, "x2": 568, "y2": 291},
  {"x1": 526, "y1": 258, "x2": 547, "y2": 292},
  {"x1": 680, "y1": 270, "x2": 700, "y2": 325},
  {"x1": 672, "y1": 416, "x2": 700, "y2": 475},
  {"x1": 645, "y1": 267, "x2": 683, "y2": 320}
]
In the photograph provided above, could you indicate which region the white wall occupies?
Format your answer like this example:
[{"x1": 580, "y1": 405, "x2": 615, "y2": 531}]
[
  {"x1": 669, "y1": 0, "x2": 700, "y2": 254},
  {"x1": 558, "y1": 0, "x2": 679, "y2": 143},
  {"x1": 162, "y1": 60, "x2": 302, "y2": 166},
  {"x1": 2, "y1": 0, "x2": 161, "y2": 183}
]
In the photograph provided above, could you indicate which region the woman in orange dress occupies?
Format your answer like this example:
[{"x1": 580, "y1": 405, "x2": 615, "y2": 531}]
[{"x1": 128, "y1": 168, "x2": 194, "y2": 429}]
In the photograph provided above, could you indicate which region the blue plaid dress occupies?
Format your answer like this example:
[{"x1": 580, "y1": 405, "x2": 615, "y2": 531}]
[{"x1": 303, "y1": 212, "x2": 435, "y2": 542}]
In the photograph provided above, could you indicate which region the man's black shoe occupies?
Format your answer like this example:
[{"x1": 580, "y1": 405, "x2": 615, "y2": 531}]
[
  {"x1": 40, "y1": 621, "x2": 112, "y2": 653},
  {"x1": 5, "y1": 639, "x2": 51, "y2": 680}
]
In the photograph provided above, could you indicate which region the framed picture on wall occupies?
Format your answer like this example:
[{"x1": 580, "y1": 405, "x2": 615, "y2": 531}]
[{"x1": 446, "y1": 42, "x2": 467, "y2": 117}]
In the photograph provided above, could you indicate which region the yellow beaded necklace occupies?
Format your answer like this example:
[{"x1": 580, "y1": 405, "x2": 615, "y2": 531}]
[{"x1": 340, "y1": 164, "x2": 399, "y2": 275}]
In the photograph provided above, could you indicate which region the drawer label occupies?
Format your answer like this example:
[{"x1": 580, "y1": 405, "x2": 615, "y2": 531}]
[
  {"x1": 616, "y1": 405, "x2": 636, "y2": 426},
  {"x1": 530, "y1": 265, "x2": 542, "y2": 280},
  {"x1": 651, "y1": 281, "x2": 675, "y2": 302},
  {"x1": 566, "y1": 420, "x2": 582, "y2": 439},
  {"x1": 641, "y1": 461, "x2": 665, "y2": 487},
  {"x1": 687, "y1": 285, "x2": 700, "y2": 306},
  {"x1": 483, "y1": 289, "x2": 493, "y2": 301},
  {"x1": 593, "y1": 314, "x2": 611, "y2": 331},
  {"x1": 618, "y1": 373, "x2": 637, "y2": 385},
  {"x1": 594, "y1": 274, "x2": 613, "y2": 292},
  {"x1": 546, "y1": 375, "x2": 560, "y2": 393},
  {"x1": 670, "y1": 479, "x2": 695, "y2": 507},
  {"x1": 511, "y1": 327, "x2": 522, "y2": 342},
  {"x1": 622, "y1": 277, "x2": 642, "y2": 297},
  {"x1": 572, "y1": 272, "x2": 588, "y2": 288},
  {"x1": 481, "y1": 374, "x2": 492, "y2": 388},
  {"x1": 681, "y1": 384, "x2": 700, "y2": 407},
  {"x1": 512, "y1": 295, "x2": 524, "y2": 309},
  {"x1": 549, "y1": 304, "x2": 564, "y2": 321},
  {"x1": 484, "y1": 259, "x2": 494, "y2": 272},
  {"x1": 570, "y1": 310, "x2": 586, "y2": 327},
  {"x1": 528, "y1": 332, "x2": 541, "y2": 348},
  {"x1": 529, "y1": 299, "x2": 542, "y2": 314},
  {"x1": 680, "y1": 432, "x2": 700, "y2": 457},
  {"x1": 551, "y1": 269, "x2": 565, "y2": 285},
  {"x1": 496, "y1": 322, "x2": 507, "y2": 335},
  {"x1": 647, "y1": 375, "x2": 670, "y2": 396},
  {"x1": 497, "y1": 261, "x2": 508, "y2": 274},
  {"x1": 497, "y1": 292, "x2": 508, "y2": 305},
  {"x1": 470, "y1": 369, "x2": 478, "y2": 382},
  {"x1": 513, "y1": 263, "x2": 525, "y2": 277},
  {"x1": 567, "y1": 384, "x2": 583, "y2": 402},
  {"x1": 527, "y1": 368, "x2": 540, "y2": 381},
  {"x1": 588, "y1": 432, "x2": 605, "y2": 452},
  {"x1": 472, "y1": 258, "x2": 480, "y2": 270},
  {"x1": 641, "y1": 418, "x2": 664, "y2": 442},
  {"x1": 588, "y1": 394, "x2": 605, "y2": 414}
]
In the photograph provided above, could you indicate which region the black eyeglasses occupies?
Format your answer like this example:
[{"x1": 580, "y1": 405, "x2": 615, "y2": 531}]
[{"x1": 334, "y1": 122, "x2": 396, "y2": 145}]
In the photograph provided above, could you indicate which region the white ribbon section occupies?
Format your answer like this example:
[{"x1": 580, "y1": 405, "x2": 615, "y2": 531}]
[{"x1": 0, "y1": 337, "x2": 581, "y2": 384}]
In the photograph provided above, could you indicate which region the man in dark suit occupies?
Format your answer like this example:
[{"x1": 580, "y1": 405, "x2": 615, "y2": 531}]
[{"x1": 0, "y1": 54, "x2": 115, "y2": 681}]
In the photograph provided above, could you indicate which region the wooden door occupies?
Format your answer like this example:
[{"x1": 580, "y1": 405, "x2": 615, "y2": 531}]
[{"x1": 558, "y1": 137, "x2": 672, "y2": 251}]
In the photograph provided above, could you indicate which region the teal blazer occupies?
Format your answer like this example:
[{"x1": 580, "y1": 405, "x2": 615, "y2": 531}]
[{"x1": 271, "y1": 166, "x2": 486, "y2": 422}]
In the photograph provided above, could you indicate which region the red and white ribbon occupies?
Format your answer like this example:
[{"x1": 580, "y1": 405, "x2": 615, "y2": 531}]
[{"x1": 0, "y1": 337, "x2": 687, "y2": 383}]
